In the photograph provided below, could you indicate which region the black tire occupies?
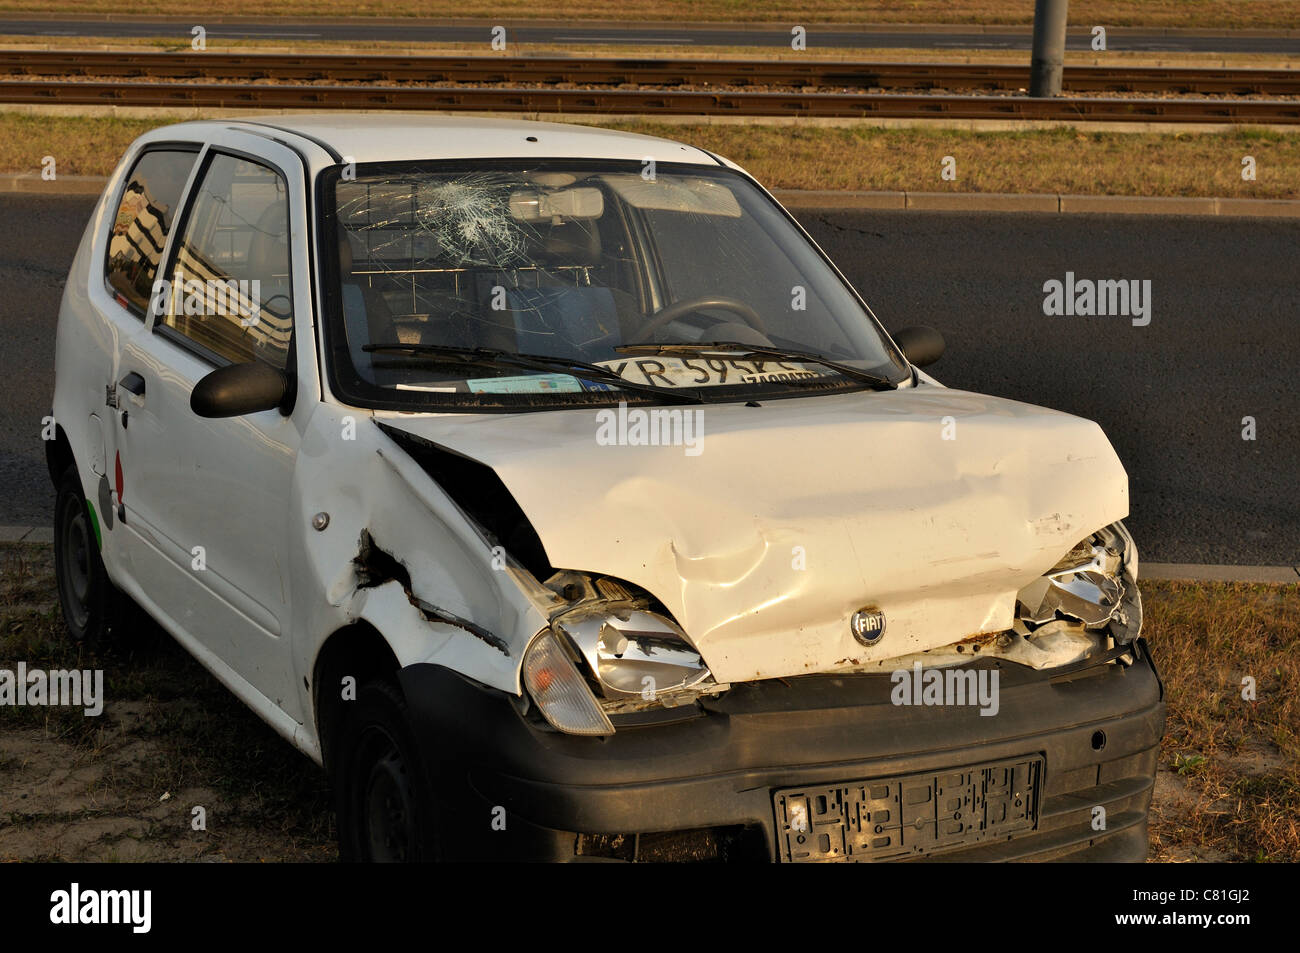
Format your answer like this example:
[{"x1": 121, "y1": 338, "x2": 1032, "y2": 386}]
[
  {"x1": 53, "y1": 464, "x2": 124, "y2": 643},
  {"x1": 335, "y1": 679, "x2": 442, "y2": 862}
]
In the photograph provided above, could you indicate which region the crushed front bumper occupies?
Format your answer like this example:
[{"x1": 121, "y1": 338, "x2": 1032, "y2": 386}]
[{"x1": 399, "y1": 638, "x2": 1165, "y2": 862}]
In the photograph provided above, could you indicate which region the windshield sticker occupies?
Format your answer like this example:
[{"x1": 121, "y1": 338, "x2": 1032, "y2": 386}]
[
  {"x1": 595, "y1": 357, "x2": 830, "y2": 388},
  {"x1": 464, "y1": 374, "x2": 586, "y2": 394}
]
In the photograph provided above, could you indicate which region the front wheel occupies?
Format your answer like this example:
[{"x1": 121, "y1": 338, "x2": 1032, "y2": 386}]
[
  {"x1": 53, "y1": 465, "x2": 124, "y2": 643},
  {"x1": 335, "y1": 680, "x2": 442, "y2": 862}
]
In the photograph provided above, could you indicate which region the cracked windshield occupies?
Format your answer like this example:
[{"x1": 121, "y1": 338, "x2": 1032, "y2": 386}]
[{"x1": 324, "y1": 161, "x2": 905, "y2": 408}]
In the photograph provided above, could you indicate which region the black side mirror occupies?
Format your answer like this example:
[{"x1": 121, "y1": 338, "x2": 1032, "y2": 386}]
[
  {"x1": 892, "y1": 326, "x2": 945, "y2": 367},
  {"x1": 191, "y1": 361, "x2": 290, "y2": 418}
]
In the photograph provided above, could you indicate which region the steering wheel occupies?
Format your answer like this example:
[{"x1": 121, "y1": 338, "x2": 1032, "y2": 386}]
[
  {"x1": 634, "y1": 295, "x2": 767, "y2": 341},
  {"x1": 389, "y1": 313, "x2": 433, "y2": 344}
]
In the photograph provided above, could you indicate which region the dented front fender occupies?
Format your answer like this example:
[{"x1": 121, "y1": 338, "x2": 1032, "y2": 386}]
[{"x1": 286, "y1": 406, "x2": 554, "y2": 749}]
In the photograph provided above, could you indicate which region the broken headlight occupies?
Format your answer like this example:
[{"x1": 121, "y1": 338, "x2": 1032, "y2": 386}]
[
  {"x1": 522, "y1": 628, "x2": 615, "y2": 736},
  {"x1": 1006, "y1": 522, "x2": 1142, "y2": 668},
  {"x1": 523, "y1": 607, "x2": 726, "y2": 734},
  {"x1": 547, "y1": 605, "x2": 726, "y2": 719}
]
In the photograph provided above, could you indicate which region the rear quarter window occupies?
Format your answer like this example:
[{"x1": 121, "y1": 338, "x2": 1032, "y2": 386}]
[{"x1": 104, "y1": 147, "x2": 199, "y2": 318}]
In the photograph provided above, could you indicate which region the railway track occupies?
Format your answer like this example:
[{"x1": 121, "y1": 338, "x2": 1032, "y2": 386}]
[
  {"x1": 1, "y1": 50, "x2": 1298, "y2": 95},
  {"x1": 3, "y1": 79, "x2": 1296, "y2": 123},
  {"x1": 0, "y1": 51, "x2": 1297, "y2": 123}
]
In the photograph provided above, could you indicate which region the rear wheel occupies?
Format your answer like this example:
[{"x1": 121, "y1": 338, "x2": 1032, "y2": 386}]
[
  {"x1": 53, "y1": 465, "x2": 123, "y2": 643},
  {"x1": 335, "y1": 680, "x2": 442, "y2": 862}
]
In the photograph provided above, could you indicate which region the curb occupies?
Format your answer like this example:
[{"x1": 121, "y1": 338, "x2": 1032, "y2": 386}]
[
  {"x1": 1, "y1": 526, "x2": 1295, "y2": 584},
  {"x1": 0, "y1": 174, "x2": 107, "y2": 195},
  {"x1": 1141, "y1": 563, "x2": 1299, "y2": 584},
  {"x1": 4, "y1": 175, "x2": 1297, "y2": 217}
]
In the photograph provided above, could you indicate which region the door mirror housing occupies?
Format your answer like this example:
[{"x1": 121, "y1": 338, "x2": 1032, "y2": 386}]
[
  {"x1": 191, "y1": 361, "x2": 290, "y2": 418},
  {"x1": 892, "y1": 326, "x2": 945, "y2": 368}
]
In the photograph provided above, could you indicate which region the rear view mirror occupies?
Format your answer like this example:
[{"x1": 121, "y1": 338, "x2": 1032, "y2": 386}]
[
  {"x1": 892, "y1": 326, "x2": 945, "y2": 367},
  {"x1": 509, "y1": 187, "x2": 604, "y2": 221},
  {"x1": 191, "y1": 361, "x2": 290, "y2": 418}
]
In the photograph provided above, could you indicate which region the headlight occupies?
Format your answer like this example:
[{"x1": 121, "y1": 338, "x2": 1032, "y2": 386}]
[
  {"x1": 997, "y1": 522, "x2": 1143, "y2": 670},
  {"x1": 551, "y1": 606, "x2": 725, "y2": 715},
  {"x1": 1016, "y1": 521, "x2": 1139, "y2": 635},
  {"x1": 521, "y1": 629, "x2": 614, "y2": 736},
  {"x1": 894, "y1": 524, "x2": 1141, "y2": 673}
]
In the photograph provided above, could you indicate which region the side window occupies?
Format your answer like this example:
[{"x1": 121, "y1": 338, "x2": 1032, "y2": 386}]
[
  {"x1": 104, "y1": 148, "x2": 197, "y2": 318},
  {"x1": 159, "y1": 152, "x2": 293, "y2": 370}
]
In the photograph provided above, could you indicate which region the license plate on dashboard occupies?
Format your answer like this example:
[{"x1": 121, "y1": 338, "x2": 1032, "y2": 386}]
[
  {"x1": 597, "y1": 356, "x2": 830, "y2": 389},
  {"x1": 773, "y1": 756, "x2": 1043, "y2": 863}
]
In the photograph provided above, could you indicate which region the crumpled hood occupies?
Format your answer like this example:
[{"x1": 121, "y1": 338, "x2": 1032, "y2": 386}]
[{"x1": 376, "y1": 387, "x2": 1128, "y2": 684}]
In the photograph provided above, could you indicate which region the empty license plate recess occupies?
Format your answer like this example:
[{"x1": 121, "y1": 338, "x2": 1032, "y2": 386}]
[{"x1": 773, "y1": 755, "x2": 1044, "y2": 862}]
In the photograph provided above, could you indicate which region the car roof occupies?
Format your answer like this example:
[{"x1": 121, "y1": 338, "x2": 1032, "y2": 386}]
[{"x1": 219, "y1": 114, "x2": 721, "y2": 167}]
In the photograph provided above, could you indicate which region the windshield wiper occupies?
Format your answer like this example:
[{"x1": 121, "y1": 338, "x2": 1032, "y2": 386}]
[
  {"x1": 361, "y1": 343, "x2": 705, "y2": 404},
  {"x1": 614, "y1": 341, "x2": 898, "y2": 390}
]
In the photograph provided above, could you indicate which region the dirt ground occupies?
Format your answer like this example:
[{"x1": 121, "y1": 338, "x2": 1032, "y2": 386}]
[
  {"x1": 0, "y1": 543, "x2": 334, "y2": 862},
  {"x1": 1, "y1": 541, "x2": 1295, "y2": 862}
]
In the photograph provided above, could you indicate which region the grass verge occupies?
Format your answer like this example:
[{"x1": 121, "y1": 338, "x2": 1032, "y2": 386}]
[
  {"x1": 5, "y1": 112, "x2": 1298, "y2": 199},
  {"x1": 607, "y1": 121, "x2": 1300, "y2": 197},
  {"x1": 1, "y1": 2, "x2": 1298, "y2": 30},
  {"x1": 1143, "y1": 580, "x2": 1300, "y2": 862}
]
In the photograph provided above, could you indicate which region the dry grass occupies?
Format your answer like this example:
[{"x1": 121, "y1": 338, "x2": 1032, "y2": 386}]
[
  {"x1": 0, "y1": 114, "x2": 162, "y2": 177},
  {"x1": 1142, "y1": 580, "x2": 1300, "y2": 862},
  {"x1": 2, "y1": 541, "x2": 1296, "y2": 861},
  {"x1": 602, "y1": 122, "x2": 1300, "y2": 198},
  {"x1": 5, "y1": 112, "x2": 1298, "y2": 199},
  {"x1": 1, "y1": 1, "x2": 1298, "y2": 30}
]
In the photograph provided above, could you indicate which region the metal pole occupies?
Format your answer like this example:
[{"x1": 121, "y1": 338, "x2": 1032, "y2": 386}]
[{"x1": 1029, "y1": 0, "x2": 1070, "y2": 97}]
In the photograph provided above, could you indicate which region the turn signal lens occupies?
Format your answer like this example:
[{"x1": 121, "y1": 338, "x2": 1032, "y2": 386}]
[{"x1": 522, "y1": 630, "x2": 614, "y2": 736}]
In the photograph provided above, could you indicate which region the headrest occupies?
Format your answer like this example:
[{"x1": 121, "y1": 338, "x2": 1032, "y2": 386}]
[
  {"x1": 246, "y1": 202, "x2": 288, "y2": 271},
  {"x1": 530, "y1": 220, "x2": 601, "y2": 266}
]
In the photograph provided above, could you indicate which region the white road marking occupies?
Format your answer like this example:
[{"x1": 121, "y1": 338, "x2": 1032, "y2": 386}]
[{"x1": 553, "y1": 35, "x2": 692, "y2": 44}]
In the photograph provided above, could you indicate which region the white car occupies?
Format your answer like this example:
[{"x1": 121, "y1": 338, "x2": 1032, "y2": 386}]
[{"x1": 49, "y1": 116, "x2": 1163, "y2": 862}]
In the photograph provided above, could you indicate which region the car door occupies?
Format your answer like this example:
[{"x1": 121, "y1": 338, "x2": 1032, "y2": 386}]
[
  {"x1": 80, "y1": 144, "x2": 201, "y2": 584},
  {"x1": 114, "y1": 132, "x2": 310, "y2": 721}
]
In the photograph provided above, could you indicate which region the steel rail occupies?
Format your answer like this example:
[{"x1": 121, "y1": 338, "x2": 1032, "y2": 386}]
[
  {"x1": 2, "y1": 78, "x2": 1296, "y2": 123},
  {"x1": 0, "y1": 50, "x2": 1297, "y2": 96}
]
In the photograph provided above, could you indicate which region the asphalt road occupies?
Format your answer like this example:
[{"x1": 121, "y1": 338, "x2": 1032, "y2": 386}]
[
  {"x1": 4, "y1": 18, "x2": 1299, "y2": 54},
  {"x1": 2, "y1": 195, "x2": 1297, "y2": 565}
]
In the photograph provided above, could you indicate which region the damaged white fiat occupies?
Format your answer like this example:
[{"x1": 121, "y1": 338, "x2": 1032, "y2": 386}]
[{"x1": 49, "y1": 115, "x2": 1163, "y2": 863}]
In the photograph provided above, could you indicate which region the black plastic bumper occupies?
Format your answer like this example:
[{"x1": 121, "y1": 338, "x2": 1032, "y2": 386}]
[{"x1": 399, "y1": 638, "x2": 1165, "y2": 862}]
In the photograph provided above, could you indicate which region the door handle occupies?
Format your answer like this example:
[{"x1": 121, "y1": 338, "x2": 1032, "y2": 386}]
[
  {"x1": 116, "y1": 372, "x2": 145, "y2": 429},
  {"x1": 119, "y1": 372, "x2": 146, "y2": 398}
]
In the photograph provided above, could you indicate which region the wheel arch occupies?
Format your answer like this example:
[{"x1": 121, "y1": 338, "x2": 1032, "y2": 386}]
[
  {"x1": 45, "y1": 421, "x2": 78, "y2": 485},
  {"x1": 312, "y1": 621, "x2": 401, "y2": 773}
]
